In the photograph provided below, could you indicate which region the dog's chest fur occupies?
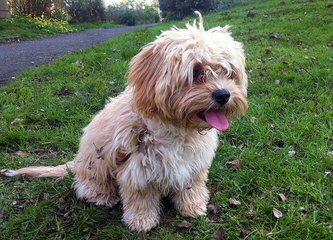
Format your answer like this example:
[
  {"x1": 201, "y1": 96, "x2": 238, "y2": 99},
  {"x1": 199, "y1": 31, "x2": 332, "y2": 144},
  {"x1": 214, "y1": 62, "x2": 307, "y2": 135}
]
[{"x1": 118, "y1": 118, "x2": 219, "y2": 192}]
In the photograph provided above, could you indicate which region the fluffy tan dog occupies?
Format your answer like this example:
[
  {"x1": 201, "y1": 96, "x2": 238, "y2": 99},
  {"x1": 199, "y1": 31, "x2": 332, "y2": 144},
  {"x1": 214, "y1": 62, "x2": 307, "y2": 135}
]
[{"x1": 1, "y1": 12, "x2": 248, "y2": 232}]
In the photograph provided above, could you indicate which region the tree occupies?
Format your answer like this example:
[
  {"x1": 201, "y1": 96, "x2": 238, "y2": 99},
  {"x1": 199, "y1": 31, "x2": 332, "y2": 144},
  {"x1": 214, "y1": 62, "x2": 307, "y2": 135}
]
[
  {"x1": 158, "y1": 0, "x2": 216, "y2": 20},
  {"x1": 65, "y1": 0, "x2": 105, "y2": 22},
  {"x1": 9, "y1": 0, "x2": 54, "y2": 17},
  {"x1": 0, "y1": 0, "x2": 10, "y2": 18}
]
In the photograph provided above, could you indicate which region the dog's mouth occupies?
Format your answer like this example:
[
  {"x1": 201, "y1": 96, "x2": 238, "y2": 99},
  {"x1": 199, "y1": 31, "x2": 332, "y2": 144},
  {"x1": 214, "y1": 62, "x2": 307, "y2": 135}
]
[{"x1": 198, "y1": 110, "x2": 229, "y2": 132}]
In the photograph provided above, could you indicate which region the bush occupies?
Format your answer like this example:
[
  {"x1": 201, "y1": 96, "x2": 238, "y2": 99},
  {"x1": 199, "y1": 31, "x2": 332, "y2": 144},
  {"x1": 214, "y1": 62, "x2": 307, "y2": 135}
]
[
  {"x1": 9, "y1": 0, "x2": 54, "y2": 17},
  {"x1": 8, "y1": 0, "x2": 69, "y2": 20},
  {"x1": 159, "y1": 0, "x2": 217, "y2": 20},
  {"x1": 64, "y1": 0, "x2": 105, "y2": 23},
  {"x1": 106, "y1": 2, "x2": 160, "y2": 26}
]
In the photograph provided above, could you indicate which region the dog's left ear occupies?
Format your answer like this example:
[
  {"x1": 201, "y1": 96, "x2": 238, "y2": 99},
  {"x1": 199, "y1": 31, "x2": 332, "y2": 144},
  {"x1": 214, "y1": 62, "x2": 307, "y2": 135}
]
[{"x1": 128, "y1": 44, "x2": 166, "y2": 117}]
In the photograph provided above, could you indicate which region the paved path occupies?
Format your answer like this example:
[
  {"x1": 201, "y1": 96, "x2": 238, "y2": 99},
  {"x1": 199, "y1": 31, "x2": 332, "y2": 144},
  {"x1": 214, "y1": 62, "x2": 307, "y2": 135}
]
[{"x1": 0, "y1": 24, "x2": 157, "y2": 85}]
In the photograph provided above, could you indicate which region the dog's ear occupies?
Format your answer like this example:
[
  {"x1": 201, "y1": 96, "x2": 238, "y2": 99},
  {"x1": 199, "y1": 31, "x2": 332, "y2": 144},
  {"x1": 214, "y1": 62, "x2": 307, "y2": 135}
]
[{"x1": 128, "y1": 44, "x2": 166, "y2": 117}]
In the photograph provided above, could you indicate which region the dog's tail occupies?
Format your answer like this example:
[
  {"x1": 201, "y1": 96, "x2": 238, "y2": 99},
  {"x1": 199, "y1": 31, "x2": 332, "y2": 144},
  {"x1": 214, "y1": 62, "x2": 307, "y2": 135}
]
[{"x1": 1, "y1": 161, "x2": 74, "y2": 179}]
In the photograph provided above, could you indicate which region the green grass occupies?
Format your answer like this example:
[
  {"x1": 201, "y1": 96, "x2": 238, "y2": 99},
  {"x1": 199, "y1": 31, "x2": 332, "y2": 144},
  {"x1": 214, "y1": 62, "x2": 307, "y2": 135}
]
[
  {"x1": 0, "y1": 0, "x2": 332, "y2": 239},
  {"x1": 0, "y1": 16, "x2": 121, "y2": 43}
]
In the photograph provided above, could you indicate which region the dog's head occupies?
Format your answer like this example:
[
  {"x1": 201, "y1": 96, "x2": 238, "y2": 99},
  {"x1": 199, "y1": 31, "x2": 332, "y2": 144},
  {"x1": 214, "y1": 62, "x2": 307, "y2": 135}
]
[{"x1": 128, "y1": 12, "x2": 248, "y2": 131}]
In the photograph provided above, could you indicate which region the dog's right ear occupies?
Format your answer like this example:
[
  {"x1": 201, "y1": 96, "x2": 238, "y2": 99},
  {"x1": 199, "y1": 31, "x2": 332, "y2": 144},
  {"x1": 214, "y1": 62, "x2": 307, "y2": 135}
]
[{"x1": 128, "y1": 44, "x2": 166, "y2": 118}]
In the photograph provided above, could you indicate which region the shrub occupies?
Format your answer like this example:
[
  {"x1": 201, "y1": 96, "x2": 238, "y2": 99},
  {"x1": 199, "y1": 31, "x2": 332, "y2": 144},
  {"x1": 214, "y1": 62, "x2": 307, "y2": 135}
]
[
  {"x1": 106, "y1": 2, "x2": 160, "y2": 26},
  {"x1": 8, "y1": 0, "x2": 69, "y2": 20},
  {"x1": 64, "y1": 0, "x2": 105, "y2": 23},
  {"x1": 158, "y1": 0, "x2": 217, "y2": 20},
  {"x1": 9, "y1": 0, "x2": 54, "y2": 17}
]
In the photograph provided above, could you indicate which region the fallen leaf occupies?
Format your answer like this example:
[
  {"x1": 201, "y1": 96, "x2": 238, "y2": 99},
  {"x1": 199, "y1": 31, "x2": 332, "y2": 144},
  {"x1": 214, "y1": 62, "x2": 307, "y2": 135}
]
[
  {"x1": 288, "y1": 150, "x2": 296, "y2": 157},
  {"x1": 240, "y1": 230, "x2": 248, "y2": 239},
  {"x1": 15, "y1": 151, "x2": 28, "y2": 158},
  {"x1": 210, "y1": 187, "x2": 218, "y2": 195},
  {"x1": 324, "y1": 171, "x2": 332, "y2": 177},
  {"x1": 74, "y1": 60, "x2": 83, "y2": 67},
  {"x1": 178, "y1": 220, "x2": 191, "y2": 228},
  {"x1": 43, "y1": 193, "x2": 49, "y2": 200},
  {"x1": 269, "y1": 32, "x2": 283, "y2": 39},
  {"x1": 229, "y1": 198, "x2": 241, "y2": 206},
  {"x1": 0, "y1": 208, "x2": 4, "y2": 219},
  {"x1": 12, "y1": 231, "x2": 19, "y2": 237},
  {"x1": 11, "y1": 118, "x2": 23, "y2": 125},
  {"x1": 227, "y1": 159, "x2": 241, "y2": 169},
  {"x1": 328, "y1": 151, "x2": 333, "y2": 158},
  {"x1": 211, "y1": 227, "x2": 225, "y2": 240},
  {"x1": 59, "y1": 86, "x2": 70, "y2": 96},
  {"x1": 300, "y1": 207, "x2": 307, "y2": 214},
  {"x1": 273, "y1": 208, "x2": 283, "y2": 219},
  {"x1": 63, "y1": 209, "x2": 73, "y2": 220},
  {"x1": 208, "y1": 214, "x2": 224, "y2": 223},
  {"x1": 278, "y1": 193, "x2": 287, "y2": 202},
  {"x1": 208, "y1": 202, "x2": 220, "y2": 214},
  {"x1": 247, "y1": 11, "x2": 256, "y2": 18},
  {"x1": 265, "y1": 47, "x2": 273, "y2": 54},
  {"x1": 300, "y1": 207, "x2": 307, "y2": 221}
]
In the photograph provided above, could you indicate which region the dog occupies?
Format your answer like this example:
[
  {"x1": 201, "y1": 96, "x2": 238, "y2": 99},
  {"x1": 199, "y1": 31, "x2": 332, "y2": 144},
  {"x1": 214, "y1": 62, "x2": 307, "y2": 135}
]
[{"x1": 1, "y1": 12, "x2": 248, "y2": 232}]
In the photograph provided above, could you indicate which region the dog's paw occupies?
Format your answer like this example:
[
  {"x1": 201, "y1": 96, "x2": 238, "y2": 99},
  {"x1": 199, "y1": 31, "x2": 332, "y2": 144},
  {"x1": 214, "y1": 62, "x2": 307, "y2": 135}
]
[
  {"x1": 178, "y1": 203, "x2": 207, "y2": 218},
  {"x1": 123, "y1": 211, "x2": 160, "y2": 232},
  {"x1": 93, "y1": 196, "x2": 120, "y2": 208}
]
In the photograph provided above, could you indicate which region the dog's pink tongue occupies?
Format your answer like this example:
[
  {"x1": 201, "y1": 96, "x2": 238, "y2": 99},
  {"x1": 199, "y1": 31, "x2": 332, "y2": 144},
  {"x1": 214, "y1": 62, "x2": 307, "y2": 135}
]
[{"x1": 204, "y1": 110, "x2": 229, "y2": 131}]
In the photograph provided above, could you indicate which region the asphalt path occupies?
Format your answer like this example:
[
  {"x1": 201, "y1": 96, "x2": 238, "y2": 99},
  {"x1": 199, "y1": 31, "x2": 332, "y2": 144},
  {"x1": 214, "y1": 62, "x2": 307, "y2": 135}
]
[{"x1": 0, "y1": 23, "x2": 157, "y2": 85}]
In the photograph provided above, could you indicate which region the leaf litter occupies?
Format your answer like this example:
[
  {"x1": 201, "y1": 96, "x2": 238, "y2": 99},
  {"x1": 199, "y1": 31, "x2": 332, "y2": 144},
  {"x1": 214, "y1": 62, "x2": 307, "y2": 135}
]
[{"x1": 273, "y1": 208, "x2": 283, "y2": 219}]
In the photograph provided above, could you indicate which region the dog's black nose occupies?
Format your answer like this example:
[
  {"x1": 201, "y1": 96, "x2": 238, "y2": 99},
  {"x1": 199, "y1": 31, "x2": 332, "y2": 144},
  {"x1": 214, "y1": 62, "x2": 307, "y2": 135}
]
[{"x1": 212, "y1": 89, "x2": 231, "y2": 105}]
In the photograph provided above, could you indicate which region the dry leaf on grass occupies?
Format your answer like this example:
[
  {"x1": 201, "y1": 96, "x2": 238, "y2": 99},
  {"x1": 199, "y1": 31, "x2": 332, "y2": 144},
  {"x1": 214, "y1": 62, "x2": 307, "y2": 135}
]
[
  {"x1": 328, "y1": 151, "x2": 333, "y2": 158},
  {"x1": 211, "y1": 227, "x2": 225, "y2": 240},
  {"x1": 227, "y1": 159, "x2": 241, "y2": 169},
  {"x1": 288, "y1": 150, "x2": 296, "y2": 157},
  {"x1": 240, "y1": 230, "x2": 248, "y2": 239},
  {"x1": 273, "y1": 208, "x2": 283, "y2": 219},
  {"x1": 229, "y1": 198, "x2": 241, "y2": 206},
  {"x1": 208, "y1": 202, "x2": 220, "y2": 214},
  {"x1": 178, "y1": 220, "x2": 191, "y2": 228},
  {"x1": 15, "y1": 150, "x2": 28, "y2": 158},
  {"x1": 278, "y1": 193, "x2": 287, "y2": 202},
  {"x1": 0, "y1": 208, "x2": 4, "y2": 219},
  {"x1": 207, "y1": 213, "x2": 224, "y2": 223},
  {"x1": 11, "y1": 118, "x2": 23, "y2": 125},
  {"x1": 300, "y1": 207, "x2": 307, "y2": 221},
  {"x1": 324, "y1": 171, "x2": 332, "y2": 177}
]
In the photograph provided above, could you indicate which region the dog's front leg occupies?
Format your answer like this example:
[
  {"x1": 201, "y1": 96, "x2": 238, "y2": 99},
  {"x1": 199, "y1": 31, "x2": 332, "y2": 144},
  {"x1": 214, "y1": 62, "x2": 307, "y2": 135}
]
[
  {"x1": 172, "y1": 171, "x2": 209, "y2": 217},
  {"x1": 118, "y1": 179, "x2": 161, "y2": 232}
]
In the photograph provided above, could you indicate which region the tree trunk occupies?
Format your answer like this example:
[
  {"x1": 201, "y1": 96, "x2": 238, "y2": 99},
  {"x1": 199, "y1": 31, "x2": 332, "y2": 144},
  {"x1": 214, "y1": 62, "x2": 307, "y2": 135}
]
[{"x1": 0, "y1": 0, "x2": 10, "y2": 18}]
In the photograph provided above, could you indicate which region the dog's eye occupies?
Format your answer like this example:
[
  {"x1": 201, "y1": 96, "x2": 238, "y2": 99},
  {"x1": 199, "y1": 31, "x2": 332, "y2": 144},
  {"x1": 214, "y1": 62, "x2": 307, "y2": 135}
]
[{"x1": 193, "y1": 65, "x2": 205, "y2": 83}]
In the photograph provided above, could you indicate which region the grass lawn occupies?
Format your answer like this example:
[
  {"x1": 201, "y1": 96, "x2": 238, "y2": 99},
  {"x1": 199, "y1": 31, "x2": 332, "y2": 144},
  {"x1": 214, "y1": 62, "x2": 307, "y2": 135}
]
[
  {"x1": 0, "y1": 16, "x2": 121, "y2": 43},
  {"x1": 0, "y1": 0, "x2": 332, "y2": 239}
]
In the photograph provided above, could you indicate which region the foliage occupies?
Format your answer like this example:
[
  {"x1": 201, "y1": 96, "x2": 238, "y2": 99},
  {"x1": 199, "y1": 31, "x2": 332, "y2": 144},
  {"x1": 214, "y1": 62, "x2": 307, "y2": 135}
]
[
  {"x1": 0, "y1": 15, "x2": 76, "y2": 42},
  {"x1": 8, "y1": 0, "x2": 68, "y2": 19},
  {"x1": 106, "y1": 1, "x2": 160, "y2": 26},
  {"x1": 64, "y1": 0, "x2": 105, "y2": 23},
  {"x1": 1, "y1": 0, "x2": 332, "y2": 239},
  {"x1": 159, "y1": 0, "x2": 217, "y2": 20}
]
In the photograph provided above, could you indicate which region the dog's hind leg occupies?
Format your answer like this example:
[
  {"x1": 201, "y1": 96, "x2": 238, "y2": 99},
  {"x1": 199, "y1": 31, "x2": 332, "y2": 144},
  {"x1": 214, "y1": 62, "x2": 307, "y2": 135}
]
[
  {"x1": 73, "y1": 174, "x2": 120, "y2": 208},
  {"x1": 1, "y1": 161, "x2": 74, "y2": 179}
]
